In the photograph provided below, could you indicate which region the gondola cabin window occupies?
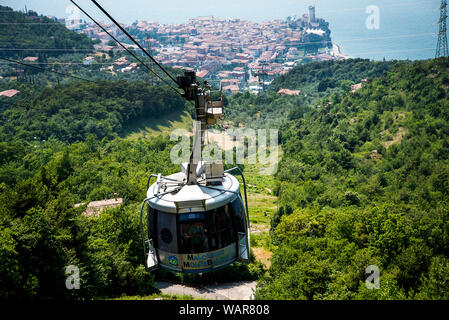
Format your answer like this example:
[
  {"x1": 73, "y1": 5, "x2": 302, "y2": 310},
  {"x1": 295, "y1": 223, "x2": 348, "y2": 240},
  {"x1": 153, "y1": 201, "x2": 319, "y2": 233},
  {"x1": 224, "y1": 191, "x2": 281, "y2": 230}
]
[{"x1": 178, "y1": 205, "x2": 236, "y2": 254}]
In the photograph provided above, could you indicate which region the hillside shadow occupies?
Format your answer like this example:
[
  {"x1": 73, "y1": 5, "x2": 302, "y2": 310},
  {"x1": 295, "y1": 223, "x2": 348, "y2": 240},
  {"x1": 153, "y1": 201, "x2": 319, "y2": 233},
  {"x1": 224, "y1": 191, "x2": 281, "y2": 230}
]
[{"x1": 120, "y1": 110, "x2": 193, "y2": 139}]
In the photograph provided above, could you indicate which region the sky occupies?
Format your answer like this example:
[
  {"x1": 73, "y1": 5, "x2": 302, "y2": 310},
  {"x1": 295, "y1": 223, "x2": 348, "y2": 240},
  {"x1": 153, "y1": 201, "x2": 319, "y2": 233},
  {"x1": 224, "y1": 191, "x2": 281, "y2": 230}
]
[{"x1": 1, "y1": 0, "x2": 442, "y2": 60}]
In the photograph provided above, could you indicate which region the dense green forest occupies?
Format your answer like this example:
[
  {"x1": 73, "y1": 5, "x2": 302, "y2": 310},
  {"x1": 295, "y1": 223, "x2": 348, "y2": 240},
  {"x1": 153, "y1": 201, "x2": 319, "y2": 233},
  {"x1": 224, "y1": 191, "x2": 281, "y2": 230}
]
[
  {"x1": 0, "y1": 70, "x2": 185, "y2": 298},
  {"x1": 255, "y1": 57, "x2": 449, "y2": 299},
  {"x1": 0, "y1": 137, "x2": 171, "y2": 299},
  {"x1": 0, "y1": 5, "x2": 95, "y2": 59},
  {"x1": 0, "y1": 81, "x2": 185, "y2": 143},
  {"x1": 227, "y1": 59, "x2": 397, "y2": 129},
  {"x1": 269, "y1": 58, "x2": 396, "y2": 92}
]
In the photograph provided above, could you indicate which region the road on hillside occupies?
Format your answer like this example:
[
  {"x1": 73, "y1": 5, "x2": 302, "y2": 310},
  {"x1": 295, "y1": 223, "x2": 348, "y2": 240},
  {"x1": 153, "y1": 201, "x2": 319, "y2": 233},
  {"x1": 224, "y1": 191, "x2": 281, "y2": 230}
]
[{"x1": 156, "y1": 281, "x2": 257, "y2": 300}]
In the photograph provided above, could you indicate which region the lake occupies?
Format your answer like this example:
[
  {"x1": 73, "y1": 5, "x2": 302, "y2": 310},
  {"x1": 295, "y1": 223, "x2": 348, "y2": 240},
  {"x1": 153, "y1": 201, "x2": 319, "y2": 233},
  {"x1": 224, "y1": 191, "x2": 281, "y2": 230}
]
[{"x1": 3, "y1": 0, "x2": 442, "y2": 61}]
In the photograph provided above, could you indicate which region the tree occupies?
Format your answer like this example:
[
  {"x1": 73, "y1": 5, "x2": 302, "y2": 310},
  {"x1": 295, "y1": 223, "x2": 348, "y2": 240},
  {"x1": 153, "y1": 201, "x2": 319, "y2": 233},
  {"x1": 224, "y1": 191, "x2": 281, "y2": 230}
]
[{"x1": 417, "y1": 256, "x2": 449, "y2": 300}]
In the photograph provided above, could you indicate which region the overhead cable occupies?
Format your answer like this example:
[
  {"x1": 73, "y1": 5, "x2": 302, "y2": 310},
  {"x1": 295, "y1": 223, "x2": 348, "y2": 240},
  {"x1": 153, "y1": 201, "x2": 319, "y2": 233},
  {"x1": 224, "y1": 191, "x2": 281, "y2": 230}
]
[{"x1": 90, "y1": 0, "x2": 180, "y2": 87}]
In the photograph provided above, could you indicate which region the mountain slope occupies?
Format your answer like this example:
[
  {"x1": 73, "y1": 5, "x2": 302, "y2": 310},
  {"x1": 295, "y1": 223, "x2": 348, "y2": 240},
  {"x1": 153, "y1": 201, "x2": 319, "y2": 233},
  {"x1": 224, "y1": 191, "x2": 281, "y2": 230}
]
[
  {"x1": 256, "y1": 57, "x2": 449, "y2": 300},
  {"x1": 227, "y1": 59, "x2": 396, "y2": 129},
  {"x1": 0, "y1": 81, "x2": 186, "y2": 143}
]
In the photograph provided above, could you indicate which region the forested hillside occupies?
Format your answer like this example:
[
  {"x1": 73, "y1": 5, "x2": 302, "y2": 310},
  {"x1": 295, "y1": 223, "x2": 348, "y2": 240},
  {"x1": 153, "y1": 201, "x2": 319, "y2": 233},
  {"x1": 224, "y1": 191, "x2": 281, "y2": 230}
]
[
  {"x1": 269, "y1": 58, "x2": 395, "y2": 92},
  {"x1": 0, "y1": 74, "x2": 191, "y2": 299},
  {"x1": 256, "y1": 57, "x2": 449, "y2": 299},
  {"x1": 0, "y1": 5, "x2": 95, "y2": 59},
  {"x1": 0, "y1": 81, "x2": 185, "y2": 143},
  {"x1": 0, "y1": 136, "x2": 178, "y2": 299},
  {"x1": 227, "y1": 59, "x2": 396, "y2": 129}
]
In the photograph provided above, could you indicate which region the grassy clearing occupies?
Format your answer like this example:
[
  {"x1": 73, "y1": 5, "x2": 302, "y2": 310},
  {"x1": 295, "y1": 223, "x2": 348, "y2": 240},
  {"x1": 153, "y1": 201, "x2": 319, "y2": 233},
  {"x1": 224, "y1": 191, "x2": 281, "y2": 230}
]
[
  {"x1": 241, "y1": 151, "x2": 282, "y2": 261},
  {"x1": 247, "y1": 192, "x2": 277, "y2": 228},
  {"x1": 242, "y1": 149, "x2": 282, "y2": 230},
  {"x1": 232, "y1": 161, "x2": 278, "y2": 232},
  {"x1": 122, "y1": 110, "x2": 193, "y2": 139}
]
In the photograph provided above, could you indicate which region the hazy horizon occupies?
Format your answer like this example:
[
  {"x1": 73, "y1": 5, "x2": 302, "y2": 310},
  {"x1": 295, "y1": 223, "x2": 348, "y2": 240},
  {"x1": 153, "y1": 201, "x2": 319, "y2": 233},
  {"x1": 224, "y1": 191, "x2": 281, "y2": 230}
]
[{"x1": 1, "y1": 0, "x2": 441, "y2": 60}]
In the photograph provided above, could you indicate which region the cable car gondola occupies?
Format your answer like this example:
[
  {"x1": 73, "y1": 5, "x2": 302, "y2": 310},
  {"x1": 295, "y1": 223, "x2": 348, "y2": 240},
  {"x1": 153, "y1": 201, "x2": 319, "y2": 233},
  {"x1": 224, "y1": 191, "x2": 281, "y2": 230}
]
[{"x1": 139, "y1": 73, "x2": 251, "y2": 273}]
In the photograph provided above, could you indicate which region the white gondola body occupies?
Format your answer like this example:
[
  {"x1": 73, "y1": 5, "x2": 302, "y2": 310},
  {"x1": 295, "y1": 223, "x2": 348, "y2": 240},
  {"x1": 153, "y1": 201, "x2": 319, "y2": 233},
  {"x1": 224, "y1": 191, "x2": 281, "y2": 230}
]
[{"x1": 144, "y1": 170, "x2": 250, "y2": 273}]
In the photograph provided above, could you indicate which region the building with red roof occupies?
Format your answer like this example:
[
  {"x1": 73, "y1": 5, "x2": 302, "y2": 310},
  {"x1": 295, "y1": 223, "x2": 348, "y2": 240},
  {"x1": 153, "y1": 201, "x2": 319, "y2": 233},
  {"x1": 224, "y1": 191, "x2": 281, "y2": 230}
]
[{"x1": 0, "y1": 89, "x2": 20, "y2": 98}]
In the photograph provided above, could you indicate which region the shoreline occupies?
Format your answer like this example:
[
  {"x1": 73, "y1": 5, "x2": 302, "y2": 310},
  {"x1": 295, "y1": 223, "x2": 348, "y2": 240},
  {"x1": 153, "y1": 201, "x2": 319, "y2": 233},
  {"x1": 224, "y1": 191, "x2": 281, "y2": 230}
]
[{"x1": 331, "y1": 42, "x2": 351, "y2": 59}]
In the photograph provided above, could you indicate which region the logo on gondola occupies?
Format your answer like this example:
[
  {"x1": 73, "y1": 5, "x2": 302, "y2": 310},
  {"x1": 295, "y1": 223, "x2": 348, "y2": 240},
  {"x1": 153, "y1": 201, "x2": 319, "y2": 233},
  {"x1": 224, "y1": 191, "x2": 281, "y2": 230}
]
[{"x1": 168, "y1": 256, "x2": 179, "y2": 266}]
